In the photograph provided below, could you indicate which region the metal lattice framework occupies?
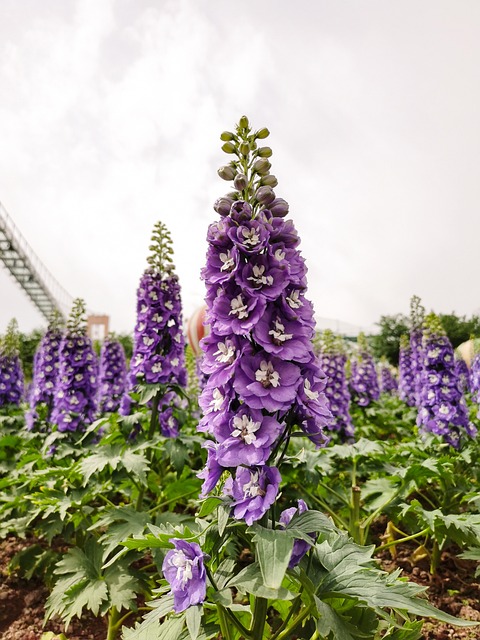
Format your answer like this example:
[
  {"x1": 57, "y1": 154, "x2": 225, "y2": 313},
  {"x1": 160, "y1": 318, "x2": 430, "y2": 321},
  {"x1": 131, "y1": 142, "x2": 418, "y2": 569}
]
[{"x1": 0, "y1": 202, "x2": 73, "y2": 321}]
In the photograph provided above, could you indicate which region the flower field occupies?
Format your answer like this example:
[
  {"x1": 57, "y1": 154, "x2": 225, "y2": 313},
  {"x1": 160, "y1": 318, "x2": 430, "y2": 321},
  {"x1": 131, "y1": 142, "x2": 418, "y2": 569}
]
[{"x1": 1, "y1": 118, "x2": 480, "y2": 640}]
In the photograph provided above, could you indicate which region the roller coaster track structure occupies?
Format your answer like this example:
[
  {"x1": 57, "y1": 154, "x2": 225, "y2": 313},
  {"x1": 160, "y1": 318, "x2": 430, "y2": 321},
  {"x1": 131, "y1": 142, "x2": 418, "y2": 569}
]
[{"x1": 0, "y1": 202, "x2": 73, "y2": 321}]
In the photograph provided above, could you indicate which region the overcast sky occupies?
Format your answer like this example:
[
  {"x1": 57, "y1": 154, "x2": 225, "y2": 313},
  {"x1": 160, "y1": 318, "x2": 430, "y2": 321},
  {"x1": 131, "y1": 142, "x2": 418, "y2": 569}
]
[{"x1": 1, "y1": 0, "x2": 480, "y2": 336}]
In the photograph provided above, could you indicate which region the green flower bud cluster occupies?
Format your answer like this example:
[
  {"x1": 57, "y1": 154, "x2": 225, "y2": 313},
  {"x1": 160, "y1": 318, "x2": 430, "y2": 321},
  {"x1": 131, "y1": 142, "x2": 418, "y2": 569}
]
[
  {"x1": 1, "y1": 318, "x2": 21, "y2": 357},
  {"x1": 410, "y1": 295, "x2": 425, "y2": 331},
  {"x1": 67, "y1": 298, "x2": 87, "y2": 336},
  {"x1": 423, "y1": 312, "x2": 446, "y2": 339},
  {"x1": 315, "y1": 329, "x2": 347, "y2": 355},
  {"x1": 215, "y1": 116, "x2": 285, "y2": 215},
  {"x1": 147, "y1": 221, "x2": 175, "y2": 276}
]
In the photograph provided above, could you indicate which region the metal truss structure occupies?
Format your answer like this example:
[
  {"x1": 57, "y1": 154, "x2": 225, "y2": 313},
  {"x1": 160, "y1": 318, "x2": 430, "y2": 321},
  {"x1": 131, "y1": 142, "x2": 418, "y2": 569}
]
[{"x1": 0, "y1": 201, "x2": 73, "y2": 321}]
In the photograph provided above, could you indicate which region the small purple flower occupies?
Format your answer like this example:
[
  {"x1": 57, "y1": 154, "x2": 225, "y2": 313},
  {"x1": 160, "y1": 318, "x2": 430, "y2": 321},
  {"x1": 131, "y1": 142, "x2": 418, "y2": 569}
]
[
  {"x1": 215, "y1": 406, "x2": 282, "y2": 467},
  {"x1": 162, "y1": 539, "x2": 207, "y2": 612},
  {"x1": 349, "y1": 334, "x2": 380, "y2": 407},
  {"x1": 379, "y1": 361, "x2": 398, "y2": 394},
  {"x1": 233, "y1": 350, "x2": 301, "y2": 412},
  {"x1": 279, "y1": 499, "x2": 314, "y2": 568},
  {"x1": 225, "y1": 465, "x2": 281, "y2": 526},
  {"x1": 0, "y1": 319, "x2": 24, "y2": 408},
  {"x1": 97, "y1": 337, "x2": 127, "y2": 413},
  {"x1": 197, "y1": 441, "x2": 224, "y2": 497},
  {"x1": 398, "y1": 335, "x2": 416, "y2": 407},
  {"x1": 416, "y1": 313, "x2": 476, "y2": 447},
  {"x1": 50, "y1": 300, "x2": 98, "y2": 433}
]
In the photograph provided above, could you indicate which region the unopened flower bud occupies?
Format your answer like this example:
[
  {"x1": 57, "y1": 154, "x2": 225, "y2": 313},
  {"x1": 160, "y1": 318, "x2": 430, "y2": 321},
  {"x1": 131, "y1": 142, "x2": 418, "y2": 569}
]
[
  {"x1": 253, "y1": 158, "x2": 271, "y2": 174},
  {"x1": 239, "y1": 115, "x2": 249, "y2": 129},
  {"x1": 214, "y1": 196, "x2": 233, "y2": 217},
  {"x1": 233, "y1": 173, "x2": 248, "y2": 190},
  {"x1": 217, "y1": 165, "x2": 236, "y2": 181},
  {"x1": 255, "y1": 186, "x2": 276, "y2": 205},
  {"x1": 269, "y1": 198, "x2": 289, "y2": 218},
  {"x1": 230, "y1": 201, "x2": 253, "y2": 223},
  {"x1": 255, "y1": 127, "x2": 270, "y2": 139},
  {"x1": 257, "y1": 147, "x2": 272, "y2": 158},
  {"x1": 239, "y1": 142, "x2": 250, "y2": 156},
  {"x1": 221, "y1": 142, "x2": 236, "y2": 154},
  {"x1": 261, "y1": 174, "x2": 278, "y2": 187},
  {"x1": 220, "y1": 131, "x2": 235, "y2": 141}
]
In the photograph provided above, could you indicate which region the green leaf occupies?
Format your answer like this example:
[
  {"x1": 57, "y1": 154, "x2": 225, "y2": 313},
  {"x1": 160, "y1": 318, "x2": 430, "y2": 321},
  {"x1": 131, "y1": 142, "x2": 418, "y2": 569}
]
[
  {"x1": 250, "y1": 525, "x2": 293, "y2": 589},
  {"x1": 217, "y1": 501, "x2": 230, "y2": 536},
  {"x1": 228, "y1": 562, "x2": 296, "y2": 600},
  {"x1": 186, "y1": 604, "x2": 202, "y2": 640},
  {"x1": 197, "y1": 497, "x2": 223, "y2": 518},
  {"x1": 315, "y1": 597, "x2": 373, "y2": 640},
  {"x1": 382, "y1": 621, "x2": 423, "y2": 639}
]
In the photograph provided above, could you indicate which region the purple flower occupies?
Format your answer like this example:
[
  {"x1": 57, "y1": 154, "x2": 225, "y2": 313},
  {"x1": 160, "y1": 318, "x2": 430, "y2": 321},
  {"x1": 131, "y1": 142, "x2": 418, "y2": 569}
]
[
  {"x1": 97, "y1": 337, "x2": 127, "y2": 413},
  {"x1": 349, "y1": 335, "x2": 380, "y2": 407},
  {"x1": 225, "y1": 465, "x2": 281, "y2": 526},
  {"x1": 28, "y1": 316, "x2": 63, "y2": 424},
  {"x1": 0, "y1": 319, "x2": 24, "y2": 408},
  {"x1": 162, "y1": 539, "x2": 207, "y2": 612},
  {"x1": 197, "y1": 441, "x2": 224, "y2": 496},
  {"x1": 416, "y1": 314, "x2": 476, "y2": 447},
  {"x1": 233, "y1": 350, "x2": 301, "y2": 412},
  {"x1": 279, "y1": 499, "x2": 314, "y2": 568},
  {"x1": 50, "y1": 300, "x2": 98, "y2": 433},
  {"x1": 379, "y1": 361, "x2": 398, "y2": 394},
  {"x1": 455, "y1": 359, "x2": 471, "y2": 394},
  {"x1": 398, "y1": 335, "x2": 416, "y2": 407},
  {"x1": 215, "y1": 406, "x2": 282, "y2": 467},
  {"x1": 196, "y1": 118, "x2": 331, "y2": 524},
  {"x1": 316, "y1": 331, "x2": 354, "y2": 441}
]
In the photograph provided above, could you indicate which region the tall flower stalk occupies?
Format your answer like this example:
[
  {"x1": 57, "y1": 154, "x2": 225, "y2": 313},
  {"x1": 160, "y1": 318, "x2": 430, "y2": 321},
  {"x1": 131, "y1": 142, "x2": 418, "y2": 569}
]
[
  {"x1": 379, "y1": 358, "x2": 398, "y2": 394},
  {"x1": 416, "y1": 313, "x2": 476, "y2": 448},
  {"x1": 349, "y1": 332, "x2": 380, "y2": 407},
  {"x1": 0, "y1": 319, "x2": 24, "y2": 408},
  {"x1": 27, "y1": 311, "x2": 63, "y2": 429},
  {"x1": 50, "y1": 299, "x2": 98, "y2": 433},
  {"x1": 316, "y1": 329, "x2": 353, "y2": 440},
  {"x1": 398, "y1": 333, "x2": 416, "y2": 406},
  {"x1": 121, "y1": 221, "x2": 187, "y2": 438},
  {"x1": 96, "y1": 336, "x2": 127, "y2": 414},
  {"x1": 410, "y1": 295, "x2": 425, "y2": 407}
]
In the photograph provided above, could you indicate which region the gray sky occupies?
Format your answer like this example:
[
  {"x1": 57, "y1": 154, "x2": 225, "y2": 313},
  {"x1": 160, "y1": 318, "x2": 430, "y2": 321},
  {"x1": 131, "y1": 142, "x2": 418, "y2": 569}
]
[{"x1": 1, "y1": 0, "x2": 480, "y2": 335}]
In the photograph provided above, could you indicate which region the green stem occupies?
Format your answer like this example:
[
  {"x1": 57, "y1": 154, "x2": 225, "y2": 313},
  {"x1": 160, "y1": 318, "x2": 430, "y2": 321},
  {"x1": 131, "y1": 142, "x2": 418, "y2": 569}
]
[
  {"x1": 270, "y1": 596, "x2": 302, "y2": 640},
  {"x1": 106, "y1": 606, "x2": 120, "y2": 640},
  {"x1": 136, "y1": 392, "x2": 161, "y2": 511},
  {"x1": 147, "y1": 489, "x2": 198, "y2": 515},
  {"x1": 205, "y1": 566, "x2": 252, "y2": 638},
  {"x1": 376, "y1": 527, "x2": 430, "y2": 553},
  {"x1": 250, "y1": 596, "x2": 269, "y2": 639},
  {"x1": 275, "y1": 604, "x2": 312, "y2": 640},
  {"x1": 430, "y1": 539, "x2": 441, "y2": 575},
  {"x1": 301, "y1": 488, "x2": 349, "y2": 530},
  {"x1": 350, "y1": 484, "x2": 362, "y2": 544}
]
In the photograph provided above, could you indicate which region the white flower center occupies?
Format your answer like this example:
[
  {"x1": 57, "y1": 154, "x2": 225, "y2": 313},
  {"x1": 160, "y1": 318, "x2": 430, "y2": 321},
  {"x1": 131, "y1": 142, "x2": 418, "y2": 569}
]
[
  {"x1": 210, "y1": 388, "x2": 224, "y2": 412},
  {"x1": 247, "y1": 264, "x2": 274, "y2": 287},
  {"x1": 229, "y1": 295, "x2": 249, "y2": 319},
  {"x1": 241, "y1": 227, "x2": 260, "y2": 247},
  {"x1": 231, "y1": 415, "x2": 261, "y2": 445},
  {"x1": 219, "y1": 250, "x2": 235, "y2": 272},
  {"x1": 170, "y1": 550, "x2": 194, "y2": 589},
  {"x1": 255, "y1": 360, "x2": 280, "y2": 388},
  {"x1": 274, "y1": 248, "x2": 286, "y2": 261},
  {"x1": 304, "y1": 379, "x2": 319, "y2": 400},
  {"x1": 286, "y1": 290, "x2": 302, "y2": 309},
  {"x1": 242, "y1": 471, "x2": 265, "y2": 497},
  {"x1": 214, "y1": 341, "x2": 236, "y2": 364},
  {"x1": 269, "y1": 318, "x2": 293, "y2": 345}
]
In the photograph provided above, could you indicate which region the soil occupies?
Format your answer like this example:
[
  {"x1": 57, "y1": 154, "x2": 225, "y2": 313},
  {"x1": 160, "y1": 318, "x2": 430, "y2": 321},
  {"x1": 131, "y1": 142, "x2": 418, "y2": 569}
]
[{"x1": 1, "y1": 535, "x2": 479, "y2": 639}]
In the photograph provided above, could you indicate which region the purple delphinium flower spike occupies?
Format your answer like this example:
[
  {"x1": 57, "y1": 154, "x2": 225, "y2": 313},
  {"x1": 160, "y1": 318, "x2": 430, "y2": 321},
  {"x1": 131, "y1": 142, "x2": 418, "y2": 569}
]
[
  {"x1": 398, "y1": 334, "x2": 416, "y2": 406},
  {"x1": 416, "y1": 313, "x2": 476, "y2": 448},
  {"x1": 197, "y1": 116, "x2": 331, "y2": 524},
  {"x1": 410, "y1": 295, "x2": 425, "y2": 407},
  {"x1": 379, "y1": 359, "x2": 398, "y2": 394},
  {"x1": 315, "y1": 329, "x2": 353, "y2": 441},
  {"x1": 0, "y1": 319, "x2": 24, "y2": 408},
  {"x1": 120, "y1": 222, "x2": 187, "y2": 437},
  {"x1": 454, "y1": 358, "x2": 471, "y2": 395},
  {"x1": 97, "y1": 336, "x2": 127, "y2": 413},
  {"x1": 162, "y1": 539, "x2": 207, "y2": 612},
  {"x1": 27, "y1": 311, "x2": 64, "y2": 429},
  {"x1": 349, "y1": 333, "x2": 380, "y2": 407},
  {"x1": 50, "y1": 299, "x2": 98, "y2": 433},
  {"x1": 471, "y1": 350, "x2": 480, "y2": 407}
]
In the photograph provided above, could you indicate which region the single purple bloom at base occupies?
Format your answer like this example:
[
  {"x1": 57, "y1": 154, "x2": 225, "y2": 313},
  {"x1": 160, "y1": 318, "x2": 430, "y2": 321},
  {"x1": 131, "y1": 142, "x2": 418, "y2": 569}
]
[{"x1": 162, "y1": 539, "x2": 207, "y2": 612}]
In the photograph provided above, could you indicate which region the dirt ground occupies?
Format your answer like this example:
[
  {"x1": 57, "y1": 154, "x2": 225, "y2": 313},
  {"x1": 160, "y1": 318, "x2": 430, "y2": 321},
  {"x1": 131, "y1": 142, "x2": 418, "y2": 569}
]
[{"x1": 0, "y1": 535, "x2": 479, "y2": 639}]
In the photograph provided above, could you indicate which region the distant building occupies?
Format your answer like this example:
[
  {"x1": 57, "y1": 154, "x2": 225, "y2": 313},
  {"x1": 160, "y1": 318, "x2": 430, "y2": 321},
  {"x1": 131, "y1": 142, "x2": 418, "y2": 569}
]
[{"x1": 87, "y1": 315, "x2": 109, "y2": 341}]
